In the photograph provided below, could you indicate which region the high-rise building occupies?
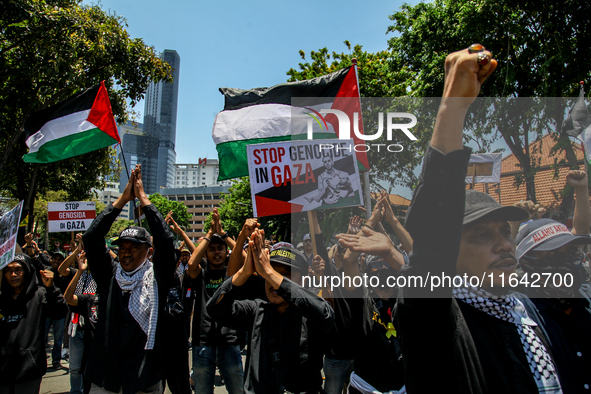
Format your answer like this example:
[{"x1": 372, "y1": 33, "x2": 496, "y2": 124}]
[
  {"x1": 118, "y1": 121, "x2": 148, "y2": 193},
  {"x1": 142, "y1": 49, "x2": 180, "y2": 194},
  {"x1": 119, "y1": 49, "x2": 180, "y2": 195}
]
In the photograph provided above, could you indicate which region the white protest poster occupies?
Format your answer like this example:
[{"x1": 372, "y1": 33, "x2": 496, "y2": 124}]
[
  {"x1": 47, "y1": 201, "x2": 96, "y2": 233},
  {"x1": 247, "y1": 139, "x2": 363, "y2": 217},
  {"x1": 465, "y1": 153, "x2": 502, "y2": 184},
  {"x1": 0, "y1": 201, "x2": 24, "y2": 270}
]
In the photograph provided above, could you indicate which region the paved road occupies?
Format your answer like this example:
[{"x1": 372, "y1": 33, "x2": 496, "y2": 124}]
[{"x1": 40, "y1": 343, "x2": 235, "y2": 394}]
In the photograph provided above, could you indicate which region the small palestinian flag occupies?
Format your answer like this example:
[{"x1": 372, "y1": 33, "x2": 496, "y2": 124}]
[
  {"x1": 212, "y1": 66, "x2": 368, "y2": 180},
  {"x1": 23, "y1": 81, "x2": 121, "y2": 163}
]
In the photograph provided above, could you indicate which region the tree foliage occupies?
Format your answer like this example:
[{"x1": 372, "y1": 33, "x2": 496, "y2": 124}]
[
  {"x1": 107, "y1": 218, "x2": 135, "y2": 239},
  {"x1": 1, "y1": 0, "x2": 172, "y2": 219},
  {"x1": 142, "y1": 193, "x2": 190, "y2": 233},
  {"x1": 387, "y1": 0, "x2": 591, "y2": 218}
]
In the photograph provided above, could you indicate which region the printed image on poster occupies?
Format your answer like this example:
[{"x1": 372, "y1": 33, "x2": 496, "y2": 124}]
[
  {"x1": 0, "y1": 201, "x2": 24, "y2": 270},
  {"x1": 247, "y1": 139, "x2": 363, "y2": 217}
]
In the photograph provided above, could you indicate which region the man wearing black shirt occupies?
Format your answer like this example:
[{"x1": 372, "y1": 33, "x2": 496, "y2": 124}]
[
  {"x1": 393, "y1": 47, "x2": 562, "y2": 393},
  {"x1": 83, "y1": 164, "x2": 176, "y2": 394},
  {"x1": 185, "y1": 209, "x2": 242, "y2": 394},
  {"x1": 516, "y1": 218, "x2": 591, "y2": 393},
  {"x1": 207, "y1": 230, "x2": 334, "y2": 394}
]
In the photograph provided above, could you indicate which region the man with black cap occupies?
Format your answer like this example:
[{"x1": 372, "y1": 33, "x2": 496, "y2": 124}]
[
  {"x1": 392, "y1": 46, "x2": 562, "y2": 393},
  {"x1": 516, "y1": 218, "x2": 591, "y2": 393},
  {"x1": 184, "y1": 209, "x2": 242, "y2": 394},
  {"x1": 207, "y1": 229, "x2": 334, "y2": 394},
  {"x1": 82, "y1": 164, "x2": 176, "y2": 394},
  {"x1": 1, "y1": 253, "x2": 68, "y2": 394}
]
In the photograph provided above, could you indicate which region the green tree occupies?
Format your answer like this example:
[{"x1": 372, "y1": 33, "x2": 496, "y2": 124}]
[
  {"x1": 1, "y1": 0, "x2": 172, "y2": 223},
  {"x1": 387, "y1": 0, "x2": 591, "y2": 220},
  {"x1": 107, "y1": 218, "x2": 135, "y2": 239},
  {"x1": 142, "y1": 193, "x2": 190, "y2": 234}
]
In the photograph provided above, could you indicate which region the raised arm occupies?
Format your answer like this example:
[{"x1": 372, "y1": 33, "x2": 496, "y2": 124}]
[
  {"x1": 64, "y1": 252, "x2": 86, "y2": 306},
  {"x1": 567, "y1": 170, "x2": 591, "y2": 235},
  {"x1": 379, "y1": 191, "x2": 413, "y2": 254},
  {"x1": 132, "y1": 164, "x2": 176, "y2": 285},
  {"x1": 212, "y1": 208, "x2": 236, "y2": 250},
  {"x1": 166, "y1": 211, "x2": 196, "y2": 253},
  {"x1": 227, "y1": 218, "x2": 259, "y2": 277},
  {"x1": 187, "y1": 223, "x2": 214, "y2": 279},
  {"x1": 59, "y1": 233, "x2": 82, "y2": 276}
]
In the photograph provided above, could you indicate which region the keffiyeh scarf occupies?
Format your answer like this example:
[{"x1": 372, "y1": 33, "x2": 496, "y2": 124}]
[
  {"x1": 453, "y1": 281, "x2": 562, "y2": 394},
  {"x1": 115, "y1": 259, "x2": 159, "y2": 350}
]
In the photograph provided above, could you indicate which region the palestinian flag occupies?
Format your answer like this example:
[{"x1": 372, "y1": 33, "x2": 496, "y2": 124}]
[
  {"x1": 564, "y1": 84, "x2": 591, "y2": 166},
  {"x1": 23, "y1": 81, "x2": 121, "y2": 163},
  {"x1": 212, "y1": 66, "x2": 368, "y2": 180}
]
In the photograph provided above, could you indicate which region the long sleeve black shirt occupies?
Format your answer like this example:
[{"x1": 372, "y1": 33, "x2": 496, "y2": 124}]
[
  {"x1": 82, "y1": 203, "x2": 176, "y2": 394},
  {"x1": 396, "y1": 145, "x2": 554, "y2": 394},
  {"x1": 207, "y1": 275, "x2": 334, "y2": 394}
]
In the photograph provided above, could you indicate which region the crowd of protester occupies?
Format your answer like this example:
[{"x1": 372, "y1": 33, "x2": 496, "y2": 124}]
[{"x1": 1, "y1": 46, "x2": 590, "y2": 394}]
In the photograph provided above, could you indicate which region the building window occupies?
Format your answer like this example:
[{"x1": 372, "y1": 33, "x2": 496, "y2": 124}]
[
  {"x1": 178, "y1": 196, "x2": 185, "y2": 201},
  {"x1": 193, "y1": 182, "x2": 196, "y2": 185},
  {"x1": 202, "y1": 172, "x2": 206, "y2": 175},
  {"x1": 196, "y1": 196, "x2": 203, "y2": 200},
  {"x1": 213, "y1": 194, "x2": 219, "y2": 199},
  {"x1": 186, "y1": 196, "x2": 194, "y2": 200}
]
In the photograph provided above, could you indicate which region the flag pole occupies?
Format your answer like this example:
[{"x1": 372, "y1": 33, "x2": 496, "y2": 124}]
[
  {"x1": 118, "y1": 143, "x2": 139, "y2": 226},
  {"x1": 352, "y1": 58, "x2": 372, "y2": 219}
]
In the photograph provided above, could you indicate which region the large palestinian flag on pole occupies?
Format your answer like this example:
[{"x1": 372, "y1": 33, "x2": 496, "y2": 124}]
[
  {"x1": 23, "y1": 81, "x2": 121, "y2": 163},
  {"x1": 212, "y1": 66, "x2": 368, "y2": 180}
]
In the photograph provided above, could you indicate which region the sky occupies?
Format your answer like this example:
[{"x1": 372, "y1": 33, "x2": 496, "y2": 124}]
[{"x1": 83, "y1": 0, "x2": 419, "y2": 197}]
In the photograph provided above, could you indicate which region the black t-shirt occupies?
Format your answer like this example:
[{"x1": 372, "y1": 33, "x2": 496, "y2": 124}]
[
  {"x1": 185, "y1": 264, "x2": 238, "y2": 346},
  {"x1": 69, "y1": 294, "x2": 99, "y2": 372},
  {"x1": 69, "y1": 293, "x2": 99, "y2": 332},
  {"x1": 324, "y1": 260, "x2": 355, "y2": 360},
  {"x1": 529, "y1": 295, "x2": 591, "y2": 394},
  {"x1": 347, "y1": 287, "x2": 404, "y2": 392}
]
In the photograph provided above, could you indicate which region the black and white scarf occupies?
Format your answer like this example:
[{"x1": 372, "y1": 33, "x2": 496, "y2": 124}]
[
  {"x1": 115, "y1": 260, "x2": 159, "y2": 350},
  {"x1": 453, "y1": 282, "x2": 562, "y2": 394}
]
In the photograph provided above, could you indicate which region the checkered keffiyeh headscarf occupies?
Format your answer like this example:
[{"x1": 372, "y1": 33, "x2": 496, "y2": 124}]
[
  {"x1": 115, "y1": 260, "x2": 159, "y2": 350},
  {"x1": 453, "y1": 281, "x2": 562, "y2": 394}
]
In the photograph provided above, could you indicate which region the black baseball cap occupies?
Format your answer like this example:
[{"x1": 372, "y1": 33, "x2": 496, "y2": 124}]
[
  {"x1": 209, "y1": 234, "x2": 225, "y2": 245},
  {"x1": 516, "y1": 218, "x2": 591, "y2": 259},
  {"x1": 112, "y1": 226, "x2": 152, "y2": 246},
  {"x1": 269, "y1": 246, "x2": 308, "y2": 273},
  {"x1": 464, "y1": 190, "x2": 529, "y2": 225},
  {"x1": 50, "y1": 251, "x2": 66, "y2": 260}
]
